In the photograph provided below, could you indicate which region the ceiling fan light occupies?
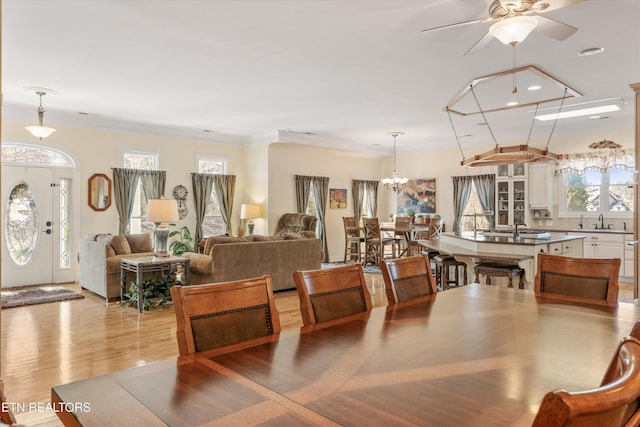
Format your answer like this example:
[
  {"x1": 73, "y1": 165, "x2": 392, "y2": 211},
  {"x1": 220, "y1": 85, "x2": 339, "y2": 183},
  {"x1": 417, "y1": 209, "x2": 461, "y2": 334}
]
[
  {"x1": 489, "y1": 16, "x2": 537, "y2": 45},
  {"x1": 25, "y1": 125, "x2": 56, "y2": 138}
]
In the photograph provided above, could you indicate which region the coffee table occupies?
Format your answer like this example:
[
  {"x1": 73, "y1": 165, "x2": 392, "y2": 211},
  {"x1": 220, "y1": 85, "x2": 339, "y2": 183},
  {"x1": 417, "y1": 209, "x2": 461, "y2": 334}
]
[{"x1": 120, "y1": 255, "x2": 190, "y2": 313}]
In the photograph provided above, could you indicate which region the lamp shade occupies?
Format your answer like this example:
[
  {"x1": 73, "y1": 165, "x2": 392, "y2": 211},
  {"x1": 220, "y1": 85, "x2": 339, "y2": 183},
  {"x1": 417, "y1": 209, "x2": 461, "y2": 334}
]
[
  {"x1": 489, "y1": 16, "x2": 537, "y2": 45},
  {"x1": 147, "y1": 198, "x2": 179, "y2": 223},
  {"x1": 240, "y1": 204, "x2": 262, "y2": 220}
]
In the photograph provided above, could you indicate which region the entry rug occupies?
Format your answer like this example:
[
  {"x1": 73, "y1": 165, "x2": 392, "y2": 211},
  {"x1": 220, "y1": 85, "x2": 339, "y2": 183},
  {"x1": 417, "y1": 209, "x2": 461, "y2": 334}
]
[
  {"x1": 1, "y1": 285, "x2": 85, "y2": 309},
  {"x1": 321, "y1": 262, "x2": 381, "y2": 275}
]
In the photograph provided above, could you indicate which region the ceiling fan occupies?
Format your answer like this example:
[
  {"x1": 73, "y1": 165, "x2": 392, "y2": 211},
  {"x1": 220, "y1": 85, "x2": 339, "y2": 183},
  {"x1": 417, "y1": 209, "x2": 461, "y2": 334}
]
[{"x1": 422, "y1": 0, "x2": 584, "y2": 55}]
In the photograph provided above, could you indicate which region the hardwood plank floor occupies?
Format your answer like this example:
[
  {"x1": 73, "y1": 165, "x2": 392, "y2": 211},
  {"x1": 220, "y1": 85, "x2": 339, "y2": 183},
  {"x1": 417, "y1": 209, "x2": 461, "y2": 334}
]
[
  {"x1": 1, "y1": 273, "x2": 633, "y2": 426},
  {"x1": 0, "y1": 273, "x2": 387, "y2": 426}
]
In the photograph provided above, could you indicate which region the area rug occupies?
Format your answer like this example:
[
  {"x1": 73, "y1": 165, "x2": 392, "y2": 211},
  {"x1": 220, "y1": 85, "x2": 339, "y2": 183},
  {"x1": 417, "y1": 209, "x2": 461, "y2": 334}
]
[
  {"x1": 1, "y1": 285, "x2": 85, "y2": 309},
  {"x1": 321, "y1": 263, "x2": 381, "y2": 275}
]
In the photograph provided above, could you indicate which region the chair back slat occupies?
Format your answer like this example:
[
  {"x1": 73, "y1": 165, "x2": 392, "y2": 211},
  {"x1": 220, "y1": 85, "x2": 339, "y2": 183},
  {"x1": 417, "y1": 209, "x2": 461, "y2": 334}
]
[
  {"x1": 380, "y1": 255, "x2": 438, "y2": 304},
  {"x1": 534, "y1": 254, "x2": 620, "y2": 304},
  {"x1": 171, "y1": 276, "x2": 281, "y2": 355},
  {"x1": 293, "y1": 264, "x2": 372, "y2": 326}
]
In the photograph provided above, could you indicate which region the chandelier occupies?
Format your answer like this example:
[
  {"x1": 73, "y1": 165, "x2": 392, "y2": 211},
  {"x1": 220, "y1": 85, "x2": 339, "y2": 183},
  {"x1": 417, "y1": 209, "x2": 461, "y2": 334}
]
[
  {"x1": 381, "y1": 132, "x2": 408, "y2": 192},
  {"x1": 25, "y1": 90, "x2": 56, "y2": 140}
]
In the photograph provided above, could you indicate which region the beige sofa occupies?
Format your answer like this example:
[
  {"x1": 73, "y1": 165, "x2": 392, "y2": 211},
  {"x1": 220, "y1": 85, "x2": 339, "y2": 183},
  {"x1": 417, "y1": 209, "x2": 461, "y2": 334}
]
[
  {"x1": 183, "y1": 233, "x2": 323, "y2": 291},
  {"x1": 79, "y1": 233, "x2": 155, "y2": 301}
]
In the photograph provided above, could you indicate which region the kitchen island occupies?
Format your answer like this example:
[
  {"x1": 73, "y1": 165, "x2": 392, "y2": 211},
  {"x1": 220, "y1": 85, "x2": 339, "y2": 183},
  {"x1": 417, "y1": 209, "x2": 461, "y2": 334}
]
[{"x1": 420, "y1": 231, "x2": 585, "y2": 289}]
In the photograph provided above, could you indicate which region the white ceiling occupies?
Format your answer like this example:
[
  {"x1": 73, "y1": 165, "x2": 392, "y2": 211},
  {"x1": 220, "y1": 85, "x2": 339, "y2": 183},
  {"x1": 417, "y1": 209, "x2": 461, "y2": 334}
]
[{"x1": 2, "y1": 0, "x2": 639, "y2": 156}]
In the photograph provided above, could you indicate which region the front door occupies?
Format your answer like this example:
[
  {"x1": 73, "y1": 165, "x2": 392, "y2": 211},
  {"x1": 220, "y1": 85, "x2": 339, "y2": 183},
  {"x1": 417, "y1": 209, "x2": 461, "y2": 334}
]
[{"x1": 1, "y1": 165, "x2": 71, "y2": 287}]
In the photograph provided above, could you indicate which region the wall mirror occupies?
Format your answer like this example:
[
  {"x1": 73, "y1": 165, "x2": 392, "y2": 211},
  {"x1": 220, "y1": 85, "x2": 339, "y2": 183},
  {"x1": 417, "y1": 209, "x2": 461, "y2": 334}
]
[{"x1": 88, "y1": 173, "x2": 112, "y2": 211}]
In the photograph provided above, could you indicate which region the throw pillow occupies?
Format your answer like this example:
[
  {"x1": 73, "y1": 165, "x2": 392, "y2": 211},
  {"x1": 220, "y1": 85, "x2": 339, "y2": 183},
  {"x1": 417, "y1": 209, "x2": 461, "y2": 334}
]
[
  {"x1": 108, "y1": 235, "x2": 132, "y2": 255},
  {"x1": 125, "y1": 233, "x2": 153, "y2": 253}
]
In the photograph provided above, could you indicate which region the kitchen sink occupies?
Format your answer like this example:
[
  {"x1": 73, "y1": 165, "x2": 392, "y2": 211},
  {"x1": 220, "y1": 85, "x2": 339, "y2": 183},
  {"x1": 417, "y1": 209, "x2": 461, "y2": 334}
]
[{"x1": 481, "y1": 229, "x2": 551, "y2": 238}]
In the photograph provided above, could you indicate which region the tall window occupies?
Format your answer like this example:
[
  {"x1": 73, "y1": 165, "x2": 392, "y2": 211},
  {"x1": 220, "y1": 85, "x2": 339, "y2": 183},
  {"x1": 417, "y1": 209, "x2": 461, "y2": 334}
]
[
  {"x1": 198, "y1": 156, "x2": 227, "y2": 236},
  {"x1": 561, "y1": 169, "x2": 634, "y2": 215},
  {"x1": 123, "y1": 151, "x2": 158, "y2": 233},
  {"x1": 460, "y1": 184, "x2": 490, "y2": 232}
]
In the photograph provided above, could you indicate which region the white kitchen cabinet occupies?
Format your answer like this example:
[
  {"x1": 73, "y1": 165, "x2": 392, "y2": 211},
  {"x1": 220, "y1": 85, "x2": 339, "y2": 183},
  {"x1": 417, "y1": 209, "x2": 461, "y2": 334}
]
[
  {"x1": 496, "y1": 163, "x2": 528, "y2": 227},
  {"x1": 624, "y1": 234, "x2": 635, "y2": 278},
  {"x1": 548, "y1": 239, "x2": 582, "y2": 257},
  {"x1": 528, "y1": 162, "x2": 553, "y2": 212}
]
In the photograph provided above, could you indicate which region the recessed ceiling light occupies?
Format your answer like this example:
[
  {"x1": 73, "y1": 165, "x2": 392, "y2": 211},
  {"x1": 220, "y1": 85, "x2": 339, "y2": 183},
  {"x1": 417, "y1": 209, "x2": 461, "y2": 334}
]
[
  {"x1": 506, "y1": 101, "x2": 519, "y2": 106},
  {"x1": 534, "y1": 99, "x2": 623, "y2": 121},
  {"x1": 528, "y1": 85, "x2": 542, "y2": 91},
  {"x1": 578, "y1": 47, "x2": 604, "y2": 57}
]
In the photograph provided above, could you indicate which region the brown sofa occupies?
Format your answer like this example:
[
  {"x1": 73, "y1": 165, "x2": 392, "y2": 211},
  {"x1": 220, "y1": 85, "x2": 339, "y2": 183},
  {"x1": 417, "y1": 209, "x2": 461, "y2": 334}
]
[
  {"x1": 183, "y1": 233, "x2": 323, "y2": 291},
  {"x1": 79, "y1": 233, "x2": 155, "y2": 301}
]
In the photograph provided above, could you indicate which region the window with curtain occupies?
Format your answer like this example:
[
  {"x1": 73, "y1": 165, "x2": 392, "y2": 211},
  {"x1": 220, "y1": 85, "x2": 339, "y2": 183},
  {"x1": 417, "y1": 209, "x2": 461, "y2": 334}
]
[
  {"x1": 557, "y1": 149, "x2": 634, "y2": 216},
  {"x1": 123, "y1": 151, "x2": 158, "y2": 234},
  {"x1": 197, "y1": 156, "x2": 228, "y2": 236},
  {"x1": 452, "y1": 174, "x2": 495, "y2": 233}
]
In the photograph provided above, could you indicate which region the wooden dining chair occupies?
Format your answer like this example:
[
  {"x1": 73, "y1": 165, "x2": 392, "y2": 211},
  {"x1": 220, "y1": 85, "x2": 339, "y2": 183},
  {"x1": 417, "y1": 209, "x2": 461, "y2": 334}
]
[
  {"x1": 532, "y1": 336, "x2": 640, "y2": 426},
  {"x1": 379, "y1": 254, "x2": 438, "y2": 304},
  {"x1": 293, "y1": 263, "x2": 372, "y2": 326},
  {"x1": 170, "y1": 276, "x2": 281, "y2": 356},
  {"x1": 535, "y1": 253, "x2": 621, "y2": 305},
  {"x1": 363, "y1": 218, "x2": 396, "y2": 266},
  {"x1": 393, "y1": 216, "x2": 412, "y2": 257},
  {"x1": 342, "y1": 216, "x2": 364, "y2": 263}
]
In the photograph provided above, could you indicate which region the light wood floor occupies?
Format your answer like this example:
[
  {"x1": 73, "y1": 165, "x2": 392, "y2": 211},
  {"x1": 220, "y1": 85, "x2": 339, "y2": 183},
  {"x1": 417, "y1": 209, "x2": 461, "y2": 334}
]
[
  {"x1": 1, "y1": 275, "x2": 634, "y2": 426},
  {"x1": 0, "y1": 273, "x2": 388, "y2": 426}
]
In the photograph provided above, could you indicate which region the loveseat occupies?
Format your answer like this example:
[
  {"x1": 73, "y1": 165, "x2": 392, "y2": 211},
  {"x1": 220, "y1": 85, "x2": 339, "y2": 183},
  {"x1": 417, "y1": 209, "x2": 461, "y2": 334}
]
[
  {"x1": 274, "y1": 213, "x2": 317, "y2": 235},
  {"x1": 79, "y1": 233, "x2": 155, "y2": 301},
  {"x1": 183, "y1": 233, "x2": 323, "y2": 291}
]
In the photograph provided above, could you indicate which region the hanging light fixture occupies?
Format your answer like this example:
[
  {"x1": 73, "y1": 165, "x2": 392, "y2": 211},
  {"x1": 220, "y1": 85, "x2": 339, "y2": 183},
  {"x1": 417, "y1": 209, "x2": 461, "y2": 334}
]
[
  {"x1": 381, "y1": 132, "x2": 408, "y2": 192},
  {"x1": 25, "y1": 90, "x2": 56, "y2": 140},
  {"x1": 489, "y1": 16, "x2": 538, "y2": 46}
]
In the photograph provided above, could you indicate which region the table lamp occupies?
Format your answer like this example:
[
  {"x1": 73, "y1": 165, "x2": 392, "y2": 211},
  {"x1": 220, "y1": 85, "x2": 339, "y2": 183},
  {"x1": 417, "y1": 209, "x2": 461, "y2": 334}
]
[
  {"x1": 240, "y1": 204, "x2": 262, "y2": 236},
  {"x1": 147, "y1": 198, "x2": 179, "y2": 256}
]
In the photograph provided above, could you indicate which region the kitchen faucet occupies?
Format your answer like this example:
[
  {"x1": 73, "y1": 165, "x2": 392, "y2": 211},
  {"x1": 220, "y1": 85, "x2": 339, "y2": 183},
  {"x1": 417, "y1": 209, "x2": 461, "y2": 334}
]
[
  {"x1": 598, "y1": 213, "x2": 604, "y2": 229},
  {"x1": 513, "y1": 223, "x2": 526, "y2": 239},
  {"x1": 578, "y1": 214, "x2": 583, "y2": 229}
]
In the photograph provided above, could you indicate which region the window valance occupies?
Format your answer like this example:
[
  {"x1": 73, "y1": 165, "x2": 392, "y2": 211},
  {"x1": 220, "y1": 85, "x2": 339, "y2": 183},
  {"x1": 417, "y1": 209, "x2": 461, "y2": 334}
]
[{"x1": 555, "y1": 149, "x2": 635, "y2": 175}]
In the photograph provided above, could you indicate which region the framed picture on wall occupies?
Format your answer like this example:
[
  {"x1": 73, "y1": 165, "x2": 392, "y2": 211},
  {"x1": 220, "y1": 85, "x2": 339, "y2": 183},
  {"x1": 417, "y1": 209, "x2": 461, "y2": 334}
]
[
  {"x1": 329, "y1": 188, "x2": 347, "y2": 209},
  {"x1": 397, "y1": 178, "x2": 436, "y2": 214}
]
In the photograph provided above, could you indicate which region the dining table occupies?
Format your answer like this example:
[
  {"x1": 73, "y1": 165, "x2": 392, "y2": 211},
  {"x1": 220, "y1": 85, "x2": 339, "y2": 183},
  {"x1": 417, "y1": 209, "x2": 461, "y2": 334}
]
[{"x1": 52, "y1": 284, "x2": 640, "y2": 426}]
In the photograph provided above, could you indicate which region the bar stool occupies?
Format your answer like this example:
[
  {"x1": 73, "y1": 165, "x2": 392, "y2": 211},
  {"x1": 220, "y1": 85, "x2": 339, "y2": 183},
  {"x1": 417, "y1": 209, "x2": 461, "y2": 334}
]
[
  {"x1": 433, "y1": 254, "x2": 467, "y2": 291},
  {"x1": 474, "y1": 263, "x2": 524, "y2": 289}
]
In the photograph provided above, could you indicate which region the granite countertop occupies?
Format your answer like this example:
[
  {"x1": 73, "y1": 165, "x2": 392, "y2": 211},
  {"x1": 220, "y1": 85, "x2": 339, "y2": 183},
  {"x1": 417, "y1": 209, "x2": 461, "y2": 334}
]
[
  {"x1": 557, "y1": 228, "x2": 633, "y2": 235},
  {"x1": 446, "y1": 232, "x2": 585, "y2": 246}
]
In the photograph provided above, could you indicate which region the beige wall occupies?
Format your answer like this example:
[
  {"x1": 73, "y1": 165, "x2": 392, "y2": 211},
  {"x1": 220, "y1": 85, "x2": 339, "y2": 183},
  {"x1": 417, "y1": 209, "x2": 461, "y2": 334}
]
[{"x1": 268, "y1": 142, "x2": 383, "y2": 262}]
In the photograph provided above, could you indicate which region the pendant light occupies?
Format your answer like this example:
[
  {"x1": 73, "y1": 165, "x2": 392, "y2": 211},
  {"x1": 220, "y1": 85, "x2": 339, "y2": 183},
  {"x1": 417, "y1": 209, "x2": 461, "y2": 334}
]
[
  {"x1": 381, "y1": 132, "x2": 408, "y2": 192},
  {"x1": 25, "y1": 90, "x2": 56, "y2": 140}
]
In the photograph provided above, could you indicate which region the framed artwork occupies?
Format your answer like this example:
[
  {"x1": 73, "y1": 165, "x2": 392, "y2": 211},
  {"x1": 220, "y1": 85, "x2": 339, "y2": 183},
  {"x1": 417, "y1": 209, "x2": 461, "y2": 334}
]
[
  {"x1": 397, "y1": 178, "x2": 436, "y2": 214},
  {"x1": 329, "y1": 188, "x2": 347, "y2": 209}
]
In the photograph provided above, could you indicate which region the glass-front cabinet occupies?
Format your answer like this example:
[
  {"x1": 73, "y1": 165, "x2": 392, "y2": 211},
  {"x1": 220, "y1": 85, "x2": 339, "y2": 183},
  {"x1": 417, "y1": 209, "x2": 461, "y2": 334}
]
[{"x1": 496, "y1": 163, "x2": 527, "y2": 227}]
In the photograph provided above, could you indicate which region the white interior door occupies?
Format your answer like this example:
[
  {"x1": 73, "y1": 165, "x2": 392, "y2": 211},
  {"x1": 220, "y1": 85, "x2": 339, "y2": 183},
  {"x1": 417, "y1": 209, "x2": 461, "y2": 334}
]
[{"x1": 1, "y1": 166, "x2": 57, "y2": 287}]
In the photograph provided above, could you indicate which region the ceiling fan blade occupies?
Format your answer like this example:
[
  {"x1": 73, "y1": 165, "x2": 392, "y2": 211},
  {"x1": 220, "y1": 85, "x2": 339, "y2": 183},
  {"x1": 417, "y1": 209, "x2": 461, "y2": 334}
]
[
  {"x1": 463, "y1": 32, "x2": 494, "y2": 56},
  {"x1": 422, "y1": 16, "x2": 494, "y2": 33},
  {"x1": 537, "y1": 0, "x2": 585, "y2": 13},
  {"x1": 534, "y1": 15, "x2": 577, "y2": 41}
]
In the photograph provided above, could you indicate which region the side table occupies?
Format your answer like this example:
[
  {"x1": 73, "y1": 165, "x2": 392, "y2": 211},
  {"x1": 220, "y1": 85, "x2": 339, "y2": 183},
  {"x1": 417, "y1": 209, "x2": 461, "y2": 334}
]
[{"x1": 120, "y1": 255, "x2": 190, "y2": 313}]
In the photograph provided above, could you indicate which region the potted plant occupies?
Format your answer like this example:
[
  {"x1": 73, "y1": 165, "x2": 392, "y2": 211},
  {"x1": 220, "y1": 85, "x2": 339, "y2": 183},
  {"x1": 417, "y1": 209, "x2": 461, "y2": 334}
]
[
  {"x1": 416, "y1": 214, "x2": 425, "y2": 224},
  {"x1": 169, "y1": 225, "x2": 195, "y2": 256},
  {"x1": 406, "y1": 209, "x2": 416, "y2": 223},
  {"x1": 123, "y1": 274, "x2": 178, "y2": 311}
]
